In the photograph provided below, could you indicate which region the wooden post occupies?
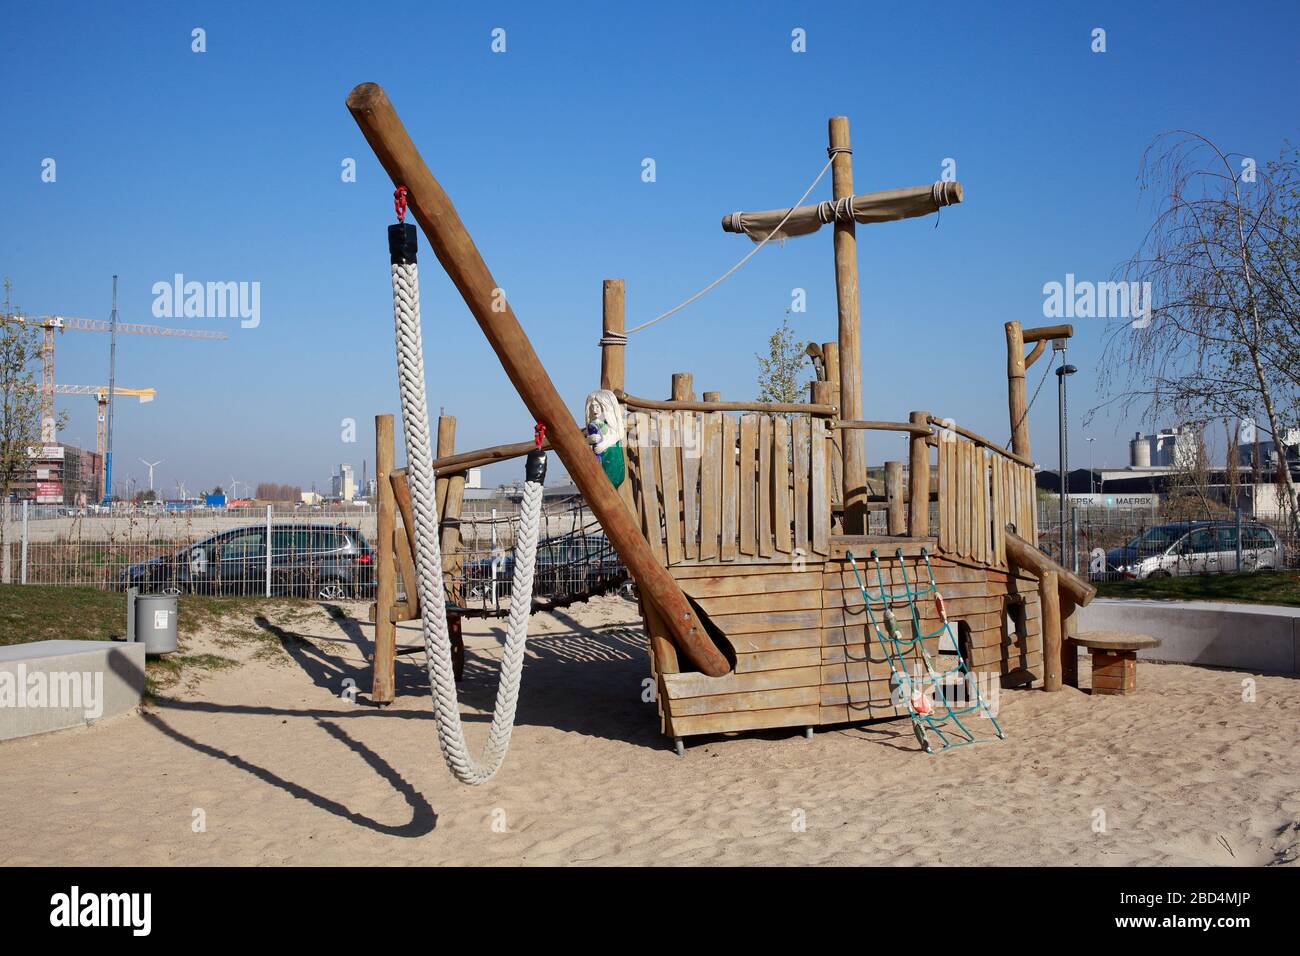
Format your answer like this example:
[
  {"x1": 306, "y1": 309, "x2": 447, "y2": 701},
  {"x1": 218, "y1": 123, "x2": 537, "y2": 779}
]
[
  {"x1": 601, "y1": 279, "x2": 625, "y2": 393},
  {"x1": 822, "y1": 341, "x2": 844, "y2": 527},
  {"x1": 1041, "y1": 569, "x2": 1062, "y2": 691},
  {"x1": 671, "y1": 373, "x2": 694, "y2": 402},
  {"x1": 642, "y1": 598, "x2": 680, "y2": 676},
  {"x1": 885, "y1": 460, "x2": 905, "y2": 535},
  {"x1": 435, "y1": 415, "x2": 465, "y2": 602},
  {"x1": 348, "y1": 83, "x2": 729, "y2": 677},
  {"x1": 1061, "y1": 595, "x2": 1079, "y2": 688},
  {"x1": 702, "y1": 391, "x2": 721, "y2": 403},
  {"x1": 1005, "y1": 321, "x2": 1031, "y2": 460},
  {"x1": 1007, "y1": 322, "x2": 1073, "y2": 463},
  {"x1": 811, "y1": 380, "x2": 837, "y2": 534},
  {"x1": 373, "y1": 414, "x2": 396, "y2": 703},
  {"x1": 908, "y1": 411, "x2": 930, "y2": 537},
  {"x1": 829, "y1": 117, "x2": 867, "y2": 534}
]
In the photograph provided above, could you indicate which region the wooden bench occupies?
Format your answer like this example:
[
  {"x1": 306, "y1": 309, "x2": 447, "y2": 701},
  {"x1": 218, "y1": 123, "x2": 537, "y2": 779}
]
[{"x1": 1066, "y1": 631, "x2": 1162, "y2": 696}]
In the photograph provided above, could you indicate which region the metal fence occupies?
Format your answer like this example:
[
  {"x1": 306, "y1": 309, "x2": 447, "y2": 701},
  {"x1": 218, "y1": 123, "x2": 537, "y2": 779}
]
[
  {"x1": 447, "y1": 498, "x2": 626, "y2": 613},
  {"x1": 1, "y1": 497, "x2": 627, "y2": 610},
  {"x1": 1, "y1": 503, "x2": 377, "y2": 598},
  {"x1": 11, "y1": 492, "x2": 1291, "y2": 599},
  {"x1": 1036, "y1": 500, "x2": 1299, "y2": 582}
]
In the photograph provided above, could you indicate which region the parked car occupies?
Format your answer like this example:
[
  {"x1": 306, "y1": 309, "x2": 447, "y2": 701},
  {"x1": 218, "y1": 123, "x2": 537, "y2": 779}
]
[
  {"x1": 459, "y1": 533, "x2": 624, "y2": 606},
  {"x1": 120, "y1": 523, "x2": 374, "y2": 599},
  {"x1": 1100, "y1": 521, "x2": 1284, "y2": 580}
]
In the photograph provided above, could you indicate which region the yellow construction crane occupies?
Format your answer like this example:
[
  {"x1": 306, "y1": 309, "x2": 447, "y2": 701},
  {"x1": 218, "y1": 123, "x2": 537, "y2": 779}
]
[{"x1": 51, "y1": 385, "x2": 156, "y2": 498}]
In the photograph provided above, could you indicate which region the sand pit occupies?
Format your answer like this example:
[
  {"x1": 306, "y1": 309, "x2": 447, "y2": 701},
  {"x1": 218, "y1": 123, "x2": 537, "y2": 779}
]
[{"x1": 1, "y1": 594, "x2": 1297, "y2": 866}]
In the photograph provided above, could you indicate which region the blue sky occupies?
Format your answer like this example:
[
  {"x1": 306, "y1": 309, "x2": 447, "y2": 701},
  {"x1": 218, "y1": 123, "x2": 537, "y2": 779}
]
[{"x1": 2, "y1": 1, "x2": 1296, "y2": 496}]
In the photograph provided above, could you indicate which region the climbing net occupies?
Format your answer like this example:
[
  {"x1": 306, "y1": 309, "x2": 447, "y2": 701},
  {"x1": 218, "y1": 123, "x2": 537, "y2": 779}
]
[{"x1": 846, "y1": 547, "x2": 1006, "y2": 754}]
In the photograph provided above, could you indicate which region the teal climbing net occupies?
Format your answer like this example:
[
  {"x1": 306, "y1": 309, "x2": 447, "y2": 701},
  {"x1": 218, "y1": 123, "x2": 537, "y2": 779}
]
[{"x1": 847, "y1": 547, "x2": 1006, "y2": 755}]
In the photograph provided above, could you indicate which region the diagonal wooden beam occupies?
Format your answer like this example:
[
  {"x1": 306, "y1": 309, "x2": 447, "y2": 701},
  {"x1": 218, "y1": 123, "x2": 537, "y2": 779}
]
[{"x1": 346, "y1": 82, "x2": 730, "y2": 677}]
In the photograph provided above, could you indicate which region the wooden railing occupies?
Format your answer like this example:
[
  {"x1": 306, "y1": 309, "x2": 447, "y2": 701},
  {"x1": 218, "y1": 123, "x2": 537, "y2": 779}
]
[
  {"x1": 935, "y1": 433, "x2": 1037, "y2": 568},
  {"x1": 625, "y1": 409, "x2": 832, "y2": 565}
]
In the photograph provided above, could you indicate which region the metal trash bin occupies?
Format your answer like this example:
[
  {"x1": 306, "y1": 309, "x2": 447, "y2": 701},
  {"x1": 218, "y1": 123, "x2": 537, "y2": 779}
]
[{"x1": 134, "y1": 593, "x2": 178, "y2": 655}]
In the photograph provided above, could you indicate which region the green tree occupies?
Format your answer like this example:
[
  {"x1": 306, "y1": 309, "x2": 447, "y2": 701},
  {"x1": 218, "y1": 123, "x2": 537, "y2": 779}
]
[
  {"x1": 1, "y1": 279, "x2": 45, "y2": 582},
  {"x1": 756, "y1": 314, "x2": 811, "y2": 404}
]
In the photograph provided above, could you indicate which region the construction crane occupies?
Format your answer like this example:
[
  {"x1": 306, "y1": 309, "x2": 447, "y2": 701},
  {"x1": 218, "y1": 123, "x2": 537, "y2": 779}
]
[
  {"x1": 2, "y1": 294, "x2": 226, "y2": 505},
  {"x1": 1, "y1": 310, "x2": 225, "y2": 443},
  {"x1": 51, "y1": 385, "x2": 156, "y2": 500}
]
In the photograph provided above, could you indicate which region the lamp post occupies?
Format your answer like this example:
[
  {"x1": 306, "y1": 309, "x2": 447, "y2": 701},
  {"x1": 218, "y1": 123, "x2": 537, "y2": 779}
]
[{"x1": 1056, "y1": 353, "x2": 1077, "y2": 565}]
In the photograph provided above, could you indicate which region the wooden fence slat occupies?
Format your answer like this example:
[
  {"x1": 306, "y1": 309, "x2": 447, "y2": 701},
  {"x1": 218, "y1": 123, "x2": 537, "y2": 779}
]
[
  {"x1": 631, "y1": 416, "x2": 665, "y2": 564},
  {"x1": 792, "y1": 416, "x2": 810, "y2": 554},
  {"x1": 758, "y1": 415, "x2": 773, "y2": 558},
  {"x1": 938, "y1": 437, "x2": 950, "y2": 551},
  {"x1": 992, "y1": 455, "x2": 1003, "y2": 567},
  {"x1": 720, "y1": 414, "x2": 738, "y2": 561},
  {"x1": 811, "y1": 418, "x2": 830, "y2": 555},
  {"x1": 632, "y1": 412, "x2": 666, "y2": 562},
  {"x1": 681, "y1": 412, "x2": 701, "y2": 561},
  {"x1": 773, "y1": 415, "x2": 793, "y2": 554},
  {"x1": 699, "y1": 412, "x2": 721, "y2": 561},
  {"x1": 955, "y1": 441, "x2": 968, "y2": 558},
  {"x1": 739, "y1": 414, "x2": 757, "y2": 556},
  {"x1": 658, "y1": 412, "x2": 684, "y2": 565}
]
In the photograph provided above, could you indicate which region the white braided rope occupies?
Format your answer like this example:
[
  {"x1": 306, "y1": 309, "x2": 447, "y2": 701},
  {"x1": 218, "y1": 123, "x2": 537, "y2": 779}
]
[{"x1": 390, "y1": 259, "x2": 542, "y2": 786}]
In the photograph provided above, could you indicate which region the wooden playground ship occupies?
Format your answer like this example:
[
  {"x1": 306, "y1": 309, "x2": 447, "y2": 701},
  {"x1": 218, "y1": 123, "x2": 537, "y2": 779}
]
[{"x1": 349, "y1": 83, "x2": 1097, "y2": 750}]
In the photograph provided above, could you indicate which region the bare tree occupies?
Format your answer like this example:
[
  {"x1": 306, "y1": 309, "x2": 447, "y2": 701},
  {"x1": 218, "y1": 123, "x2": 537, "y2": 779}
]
[
  {"x1": 1098, "y1": 133, "x2": 1300, "y2": 524},
  {"x1": 1, "y1": 279, "x2": 45, "y2": 582}
]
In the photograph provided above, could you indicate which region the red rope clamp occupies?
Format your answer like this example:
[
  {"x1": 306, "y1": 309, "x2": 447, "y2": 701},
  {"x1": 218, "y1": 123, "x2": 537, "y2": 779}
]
[
  {"x1": 394, "y1": 186, "x2": 409, "y2": 223},
  {"x1": 534, "y1": 423, "x2": 546, "y2": 448}
]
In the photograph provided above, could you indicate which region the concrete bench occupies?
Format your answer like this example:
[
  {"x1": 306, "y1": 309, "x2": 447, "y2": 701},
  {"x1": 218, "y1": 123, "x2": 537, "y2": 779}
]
[
  {"x1": 1066, "y1": 631, "x2": 1162, "y2": 696},
  {"x1": 0, "y1": 640, "x2": 146, "y2": 742}
]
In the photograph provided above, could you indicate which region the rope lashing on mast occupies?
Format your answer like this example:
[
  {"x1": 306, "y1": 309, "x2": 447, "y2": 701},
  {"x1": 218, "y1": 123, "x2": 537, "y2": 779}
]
[{"x1": 387, "y1": 186, "x2": 546, "y2": 785}]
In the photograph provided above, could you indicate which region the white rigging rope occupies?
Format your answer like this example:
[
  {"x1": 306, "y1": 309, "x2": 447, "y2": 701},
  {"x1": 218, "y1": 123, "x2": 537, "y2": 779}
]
[
  {"x1": 390, "y1": 253, "x2": 543, "y2": 786},
  {"x1": 620, "y1": 155, "x2": 837, "y2": 337}
]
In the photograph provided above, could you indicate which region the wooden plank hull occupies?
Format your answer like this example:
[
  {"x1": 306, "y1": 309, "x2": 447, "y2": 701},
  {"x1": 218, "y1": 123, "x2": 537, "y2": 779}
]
[{"x1": 649, "y1": 543, "x2": 1043, "y2": 740}]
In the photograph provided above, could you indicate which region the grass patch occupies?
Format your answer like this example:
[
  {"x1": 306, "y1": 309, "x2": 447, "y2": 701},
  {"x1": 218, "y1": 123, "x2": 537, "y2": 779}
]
[
  {"x1": 1097, "y1": 571, "x2": 1300, "y2": 607},
  {"x1": 0, "y1": 584, "x2": 326, "y2": 696},
  {"x1": 0, "y1": 584, "x2": 317, "y2": 645}
]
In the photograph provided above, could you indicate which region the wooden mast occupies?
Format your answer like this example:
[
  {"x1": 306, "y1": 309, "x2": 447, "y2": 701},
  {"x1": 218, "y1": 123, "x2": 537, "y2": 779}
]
[
  {"x1": 829, "y1": 117, "x2": 867, "y2": 534},
  {"x1": 1006, "y1": 321, "x2": 1074, "y2": 460},
  {"x1": 600, "y1": 279, "x2": 625, "y2": 393},
  {"x1": 347, "y1": 82, "x2": 729, "y2": 677}
]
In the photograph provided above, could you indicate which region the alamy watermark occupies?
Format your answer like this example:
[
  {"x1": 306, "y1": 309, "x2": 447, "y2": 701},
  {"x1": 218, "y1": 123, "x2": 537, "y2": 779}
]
[
  {"x1": 1043, "y1": 273, "x2": 1151, "y2": 328},
  {"x1": 152, "y1": 273, "x2": 260, "y2": 328},
  {"x1": 0, "y1": 665, "x2": 103, "y2": 719}
]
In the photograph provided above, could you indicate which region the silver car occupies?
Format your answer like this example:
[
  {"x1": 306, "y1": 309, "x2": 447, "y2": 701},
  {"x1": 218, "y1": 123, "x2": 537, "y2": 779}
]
[{"x1": 1107, "y1": 521, "x2": 1284, "y2": 580}]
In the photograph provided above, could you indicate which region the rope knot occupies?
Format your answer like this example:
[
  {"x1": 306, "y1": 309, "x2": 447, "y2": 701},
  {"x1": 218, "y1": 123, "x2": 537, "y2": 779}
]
[{"x1": 394, "y1": 185, "x2": 409, "y2": 222}]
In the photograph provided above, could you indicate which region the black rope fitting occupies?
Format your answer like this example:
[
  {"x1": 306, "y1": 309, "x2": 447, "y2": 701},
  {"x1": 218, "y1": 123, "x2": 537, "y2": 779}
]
[
  {"x1": 525, "y1": 448, "x2": 547, "y2": 485},
  {"x1": 389, "y1": 222, "x2": 418, "y2": 265}
]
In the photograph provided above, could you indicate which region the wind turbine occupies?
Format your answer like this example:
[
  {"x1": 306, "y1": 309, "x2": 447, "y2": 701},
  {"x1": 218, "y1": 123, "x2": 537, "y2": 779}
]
[
  {"x1": 229, "y1": 475, "x2": 244, "y2": 499},
  {"x1": 141, "y1": 459, "x2": 163, "y2": 492}
]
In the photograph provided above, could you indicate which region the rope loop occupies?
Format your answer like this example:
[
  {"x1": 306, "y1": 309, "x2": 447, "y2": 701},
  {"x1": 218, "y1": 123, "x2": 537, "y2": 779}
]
[{"x1": 394, "y1": 185, "x2": 408, "y2": 223}]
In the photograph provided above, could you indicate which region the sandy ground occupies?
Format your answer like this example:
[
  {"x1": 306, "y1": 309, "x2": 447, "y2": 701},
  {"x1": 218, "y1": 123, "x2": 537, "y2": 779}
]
[{"x1": 1, "y1": 594, "x2": 1298, "y2": 866}]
